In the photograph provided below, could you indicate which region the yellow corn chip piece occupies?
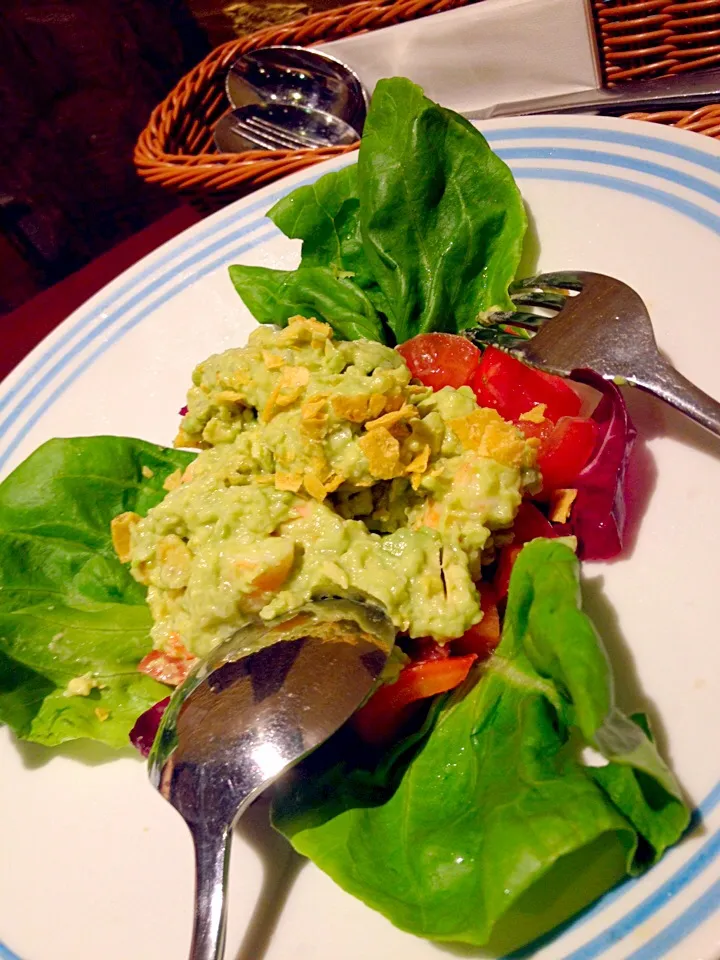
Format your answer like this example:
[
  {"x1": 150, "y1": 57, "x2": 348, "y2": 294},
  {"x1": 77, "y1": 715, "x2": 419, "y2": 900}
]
[
  {"x1": 162, "y1": 468, "x2": 183, "y2": 492},
  {"x1": 359, "y1": 427, "x2": 401, "y2": 479},
  {"x1": 215, "y1": 390, "x2": 246, "y2": 405},
  {"x1": 279, "y1": 316, "x2": 332, "y2": 345},
  {"x1": 519, "y1": 403, "x2": 547, "y2": 423},
  {"x1": 549, "y1": 488, "x2": 578, "y2": 523},
  {"x1": 111, "y1": 512, "x2": 141, "y2": 563},
  {"x1": 275, "y1": 473, "x2": 303, "y2": 493},
  {"x1": 94, "y1": 707, "x2": 110, "y2": 722},
  {"x1": 323, "y1": 472, "x2": 345, "y2": 494},
  {"x1": 262, "y1": 351, "x2": 285, "y2": 370},
  {"x1": 478, "y1": 422, "x2": 528, "y2": 467},
  {"x1": 406, "y1": 444, "x2": 431, "y2": 475},
  {"x1": 365, "y1": 404, "x2": 418, "y2": 432},
  {"x1": 262, "y1": 365, "x2": 310, "y2": 420},
  {"x1": 141, "y1": 465, "x2": 154, "y2": 479},
  {"x1": 303, "y1": 473, "x2": 328, "y2": 501}
]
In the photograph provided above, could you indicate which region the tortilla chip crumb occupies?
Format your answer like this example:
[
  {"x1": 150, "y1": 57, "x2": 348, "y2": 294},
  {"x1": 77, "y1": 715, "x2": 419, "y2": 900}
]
[
  {"x1": 549, "y1": 488, "x2": 578, "y2": 523},
  {"x1": 406, "y1": 444, "x2": 431, "y2": 476},
  {"x1": 263, "y1": 365, "x2": 310, "y2": 420},
  {"x1": 94, "y1": 707, "x2": 110, "y2": 722},
  {"x1": 163, "y1": 469, "x2": 182, "y2": 492},
  {"x1": 275, "y1": 473, "x2": 303, "y2": 493},
  {"x1": 331, "y1": 393, "x2": 387, "y2": 424},
  {"x1": 141, "y1": 465, "x2": 154, "y2": 479},
  {"x1": 359, "y1": 427, "x2": 401, "y2": 480},
  {"x1": 450, "y1": 410, "x2": 527, "y2": 467},
  {"x1": 519, "y1": 403, "x2": 547, "y2": 423},
  {"x1": 215, "y1": 390, "x2": 246, "y2": 406},
  {"x1": 323, "y1": 472, "x2": 345, "y2": 494},
  {"x1": 279, "y1": 316, "x2": 333, "y2": 345},
  {"x1": 303, "y1": 472, "x2": 328, "y2": 501},
  {"x1": 111, "y1": 512, "x2": 141, "y2": 563},
  {"x1": 262, "y1": 351, "x2": 285, "y2": 370},
  {"x1": 365, "y1": 404, "x2": 418, "y2": 432}
]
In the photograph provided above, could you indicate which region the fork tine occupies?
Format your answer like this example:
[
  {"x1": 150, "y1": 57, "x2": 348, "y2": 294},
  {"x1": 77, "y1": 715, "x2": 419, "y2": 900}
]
[
  {"x1": 510, "y1": 290, "x2": 567, "y2": 311},
  {"x1": 532, "y1": 272, "x2": 585, "y2": 293},
  {"x1": 244, "y1": 116, "x2": 325, "y2": 150},
  {"x1": 230, "y1": 119, "x2": 281, "y2": 151}
]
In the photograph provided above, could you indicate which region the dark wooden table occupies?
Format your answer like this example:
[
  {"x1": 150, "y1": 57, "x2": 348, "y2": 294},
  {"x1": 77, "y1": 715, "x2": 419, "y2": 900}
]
[{"x1": 0, "y1": 205, "x2": 203, "y2": 382}]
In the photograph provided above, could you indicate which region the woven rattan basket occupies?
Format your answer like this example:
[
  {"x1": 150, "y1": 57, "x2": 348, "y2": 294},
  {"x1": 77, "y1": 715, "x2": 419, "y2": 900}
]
[{"x1": 135, "y1": 0, "x2": 720, "y2": 211}]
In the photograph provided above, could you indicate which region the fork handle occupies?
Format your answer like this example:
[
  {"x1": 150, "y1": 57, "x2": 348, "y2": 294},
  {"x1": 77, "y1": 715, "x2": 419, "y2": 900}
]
[
  {"x1": 633, "y1": 355, "x2": 720, "y2": 439},
  {"x1": 189, "y1": 822, "x2": 232, "y2": 960}
]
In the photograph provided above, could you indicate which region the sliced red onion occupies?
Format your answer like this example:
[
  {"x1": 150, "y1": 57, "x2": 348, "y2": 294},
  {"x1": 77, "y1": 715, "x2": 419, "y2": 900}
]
[
  {"x1": 129, "y1": 697, "x2": 170, "y2": 757},
  {"x1": 569, "y1": 371, "x2": 637, "y2": 562},
  {"x1": 178, "y1": 405, "x2": 188, "y2": 416}
]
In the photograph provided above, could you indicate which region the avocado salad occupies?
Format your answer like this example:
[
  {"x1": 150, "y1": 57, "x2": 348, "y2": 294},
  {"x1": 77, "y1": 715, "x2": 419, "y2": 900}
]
[{"x1": 0, "y1": 78, "x2": 689, "y2": 953}]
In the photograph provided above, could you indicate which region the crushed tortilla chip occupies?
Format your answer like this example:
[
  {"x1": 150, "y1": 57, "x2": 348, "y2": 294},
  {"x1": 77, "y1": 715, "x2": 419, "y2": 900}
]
[
  {"x1": 162, "y1": 468, "x2": 182, "y2": 492},
  {"x1": 262, "y1": 351, "x2": 285, "y2": 370},
  {"x1": 358, "y1": 427, "x2": 401, "y2": 480},
  {"x1": 365, "y1": 404, "x2": 418, "y2": 432},
  {"x1": 519, "y1": 403, "x2": 547, "y2": 423},
  {"x1": 302, "y1": 393, "x2": 328, "y2": 420},
  {"x1": 331, "y1": 393, "x2": 387, "y2": 424},
  {"x1": 278, "y1": 316, "x2": 332, "y2": 345},
  {"x1": 111, "y1": 512, "x2": 141, "y2": 563},
  {"x1": 94, "y1": 707, "x2": 110, "y2": 722},
  {"x1": 262, "y1": 365, "x2": 310, "y2": 421},
  {"x1": 303, "y1": 472, "x2": 328, "y2": 501},
  {"x1": 405, "y1": 444, "x2": 431, "y2": 475},
  {"x1": 549, "y1": 488, "x2": 578, "y2": 523},
  {"x1": 215, "y1": 390, "x2": 246, "y2": 406},
  {"x1": 450, "y1": 410, "x2": 527, "y2": 467},
  {"x1": 141, "y1": 465, "x2": 154, "y2": 479},
  {"x1": 323, "y1": 472, "x2": 345, "y2": 494},
  {"x1": 275, "y1": 473, "x2": 303, "y2": 493}
]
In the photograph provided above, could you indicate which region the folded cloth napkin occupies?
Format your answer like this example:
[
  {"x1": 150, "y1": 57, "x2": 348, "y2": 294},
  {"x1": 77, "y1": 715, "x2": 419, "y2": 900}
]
[{"x1": 316, "y1": 0, "x2": 601, "y2": 116}]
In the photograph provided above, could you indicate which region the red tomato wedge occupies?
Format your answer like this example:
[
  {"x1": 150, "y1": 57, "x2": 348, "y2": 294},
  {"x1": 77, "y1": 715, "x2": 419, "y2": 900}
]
[
  {"x1": 397, "y1": 333, "x2": 481, "y2": 391},
  {"x1": 352, "y1": 655, "x2": 477, "y2": 746},
  {"x1": 452, "y1": 582, "x2": 501, "y2": 658},
  {"x1": 494, "y1": 544, "x2": 523, "y2": 601},
  {"x1": 537, "y1": 416, "x2": 599, "y2": 491},
  {"x1": 511, "y1": 500, "x2": 557, "y2": 543},
  {"x1": 472, "y1": 346, "x2": 582, "y2": 422}
]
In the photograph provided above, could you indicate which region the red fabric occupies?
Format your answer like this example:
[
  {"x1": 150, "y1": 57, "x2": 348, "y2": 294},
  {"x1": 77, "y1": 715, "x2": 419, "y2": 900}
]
[{"x1": 1, "y1": 205, "x2": 203, "y2": 382}]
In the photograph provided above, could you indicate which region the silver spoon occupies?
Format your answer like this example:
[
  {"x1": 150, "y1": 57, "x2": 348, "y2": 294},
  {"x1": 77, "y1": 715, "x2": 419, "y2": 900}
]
[
  {"x1": 214, "y1": 102, "x2": 359, "y2": 153},
  {"x1": 148, "y1": 598, "x2": 394, "y2": 960},
  {"x1": 225, "y1": 45, "x2": 368, "y2": 135},
  {"x1": 469, "y1": 271, "x2": 720, "y2": 438}
]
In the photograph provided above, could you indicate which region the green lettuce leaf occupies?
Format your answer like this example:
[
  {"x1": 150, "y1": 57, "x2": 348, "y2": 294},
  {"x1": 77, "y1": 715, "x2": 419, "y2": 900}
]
[
  {"x1": 0, "y1": 436, "x2": 194, "y2": 748},
  {"x1": 228, "y1": 264, "x2": 387, "y2": 343},
  {"x1": 229, "y1": 76, "x2": 526, "y2": 345},
  {"x1": 358, "y1": 78, "x2": 526, "y2": 341},
  {"x1": 272, "y1": 539, "x2": 689, "y2": 950}
]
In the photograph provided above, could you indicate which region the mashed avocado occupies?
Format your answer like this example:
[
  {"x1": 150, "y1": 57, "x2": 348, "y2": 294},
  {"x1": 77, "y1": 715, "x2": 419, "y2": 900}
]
[{"x1": 126, "y1": 318, "x2": 538, "y2": 657}]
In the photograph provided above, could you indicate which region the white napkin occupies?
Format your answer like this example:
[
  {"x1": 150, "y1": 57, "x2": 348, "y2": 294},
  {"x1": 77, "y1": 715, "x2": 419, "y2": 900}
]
[{"x1": 316, "y1": 0, "x2": 601, "y2": 116}]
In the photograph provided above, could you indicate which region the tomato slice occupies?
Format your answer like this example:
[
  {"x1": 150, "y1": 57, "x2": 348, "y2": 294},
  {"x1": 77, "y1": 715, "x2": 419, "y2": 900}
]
[
  {"x1": 452, "y1": 582, "x2": 500, "y2": 658},
  {"x1": 410, "y1": 638, "x2": 451, "y2": 661},
  {"x1": 137, "y1": 636, "x2": 197, "y2": 686},
  {"x1": 352, "y1": 655, "x2": 477, "y2": 746},
  {"x1": 494, "y1": 544, "x2": 523, "y2": 601},
  {"x1": 511, "y1": 501, "x2": 557, "y2": 543},
  {"x1": 472, "y1": 346, "x2": 582, "y2": 422},
  {"x1": 537, "y1": 416, "x2": 599, "y2": 491},
  {"x1": 397, "y1": 333, "x2": 481, "y2": 391}
]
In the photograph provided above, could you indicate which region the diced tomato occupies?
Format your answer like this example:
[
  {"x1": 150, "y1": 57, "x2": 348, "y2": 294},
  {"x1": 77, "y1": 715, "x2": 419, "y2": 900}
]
[
  {"x1": 452, "y1": 582, "x2": 500, "y2": 658},
  {"x1": 494, "y1": 544, "x2": 523, "y2": 601},
  {"x1": 515, "y1": 418, "x2": 554, "y2": 444},
  {"x1": 352, "y1": 655, "x2": 477, "y2": 746},
  {"x1": 397, "y1": 333, "x2": 481, "y2": 391},
  {"x1": 138, "y1": 637, "x2": 197, "y2": 687},
  {"x1": 511, "y1": 501, "x2": 557, "y2": 543},
  {"x1": 537, "y1": 416, "x2": 599, "y2": 491},
  {"x1": 472, "y1": 346, "x2": 582, "y2": 423}
]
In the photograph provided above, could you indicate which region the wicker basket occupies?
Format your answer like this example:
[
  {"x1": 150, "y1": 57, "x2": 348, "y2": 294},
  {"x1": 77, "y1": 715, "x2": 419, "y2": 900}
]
[{"x1": 135, "y1": 0, "x2": 720, "y2": 211}]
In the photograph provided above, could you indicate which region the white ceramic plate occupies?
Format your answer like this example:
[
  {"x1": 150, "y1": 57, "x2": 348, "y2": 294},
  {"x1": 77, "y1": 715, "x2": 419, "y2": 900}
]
[{"x1": 1, "y1": 116, "x2": 719, "y2": 960}]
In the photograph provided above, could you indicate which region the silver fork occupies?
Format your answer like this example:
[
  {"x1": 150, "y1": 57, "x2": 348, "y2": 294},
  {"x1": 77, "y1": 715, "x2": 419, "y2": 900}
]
[{"x1": 467, "y1": 271, "x2": 720, "y2": 438}]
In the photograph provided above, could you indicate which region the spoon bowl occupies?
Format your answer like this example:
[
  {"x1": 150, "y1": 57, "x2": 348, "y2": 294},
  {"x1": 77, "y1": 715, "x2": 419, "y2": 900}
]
[
  {"x1": 225, "y1": 46, "x2": 368, "y2": 136},
  {"x1": 149, "y1": 597, "x2": 394, "y2": 960}
]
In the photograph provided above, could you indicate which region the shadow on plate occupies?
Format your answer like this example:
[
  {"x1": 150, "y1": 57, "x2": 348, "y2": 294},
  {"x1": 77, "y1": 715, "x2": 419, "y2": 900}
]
[
  {"x1": 233, "y1": 796, "x2": 306, "y2": 960},
  {"x1": 14, "y1": 735, "x2": 137, "y2": 769}
]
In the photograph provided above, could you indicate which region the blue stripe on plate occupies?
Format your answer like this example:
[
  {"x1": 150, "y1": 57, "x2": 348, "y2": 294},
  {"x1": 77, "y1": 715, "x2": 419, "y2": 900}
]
[
  {"x1": 485, "y1": 126, "x2": 720, "y2": 175},
  {"x1": 2, "y1": 128, "x2": 720, "y2": 960},
  {"x1": 496, "y1": 146, "x2": 720, "y2": 206},
  {"x1": 625, "y1": 875, "x2": 720, "y2": 960}
]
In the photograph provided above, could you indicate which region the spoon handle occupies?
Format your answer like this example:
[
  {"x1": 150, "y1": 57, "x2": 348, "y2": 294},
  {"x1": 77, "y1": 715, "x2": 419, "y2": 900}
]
[
  {"x1": 633, "y1": 354, "x2": 720, "y2": 439},
  {"x1": 189, "y1": 822, "x2": 232, "y2": 960}
]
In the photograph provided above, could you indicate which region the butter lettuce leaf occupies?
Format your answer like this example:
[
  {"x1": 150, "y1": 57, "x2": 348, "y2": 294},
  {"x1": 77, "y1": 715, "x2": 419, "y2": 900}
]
[
  {"x1": 272, "y1": 539, "x2": 689, "y2": 950},
  {"x1": 0, "y1": 436, "x2": 194, "y2": 748},
  {"x1": 229, "y1": 77, "x2": 526, "y2": 345}
]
